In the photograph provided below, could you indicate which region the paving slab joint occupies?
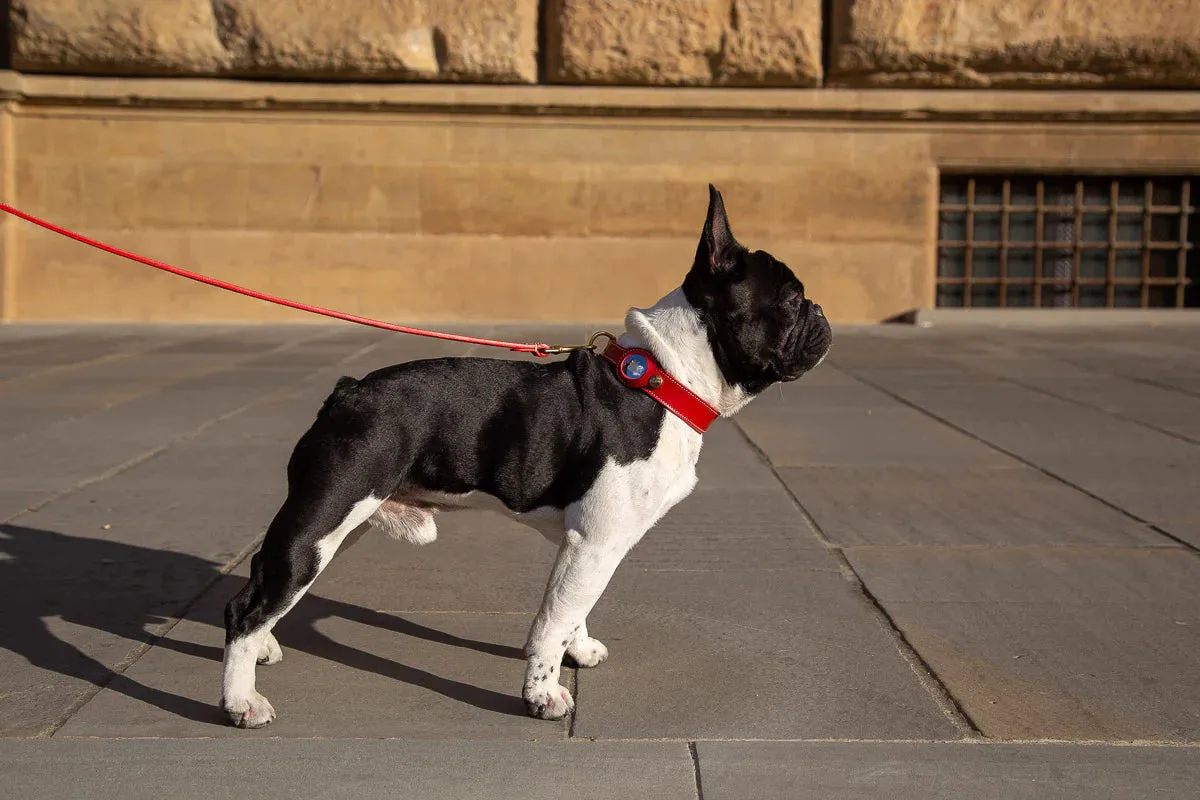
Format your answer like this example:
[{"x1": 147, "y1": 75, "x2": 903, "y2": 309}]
[
  {"x1": 730, "y1": 419, "x2": 983, "y2": 738},
  {"x1": 687, "y1": 741, "x2": 705, "y2": 800},
  {"x1": 842, "y1": 366, "x2": 1200, "y2": 558}
]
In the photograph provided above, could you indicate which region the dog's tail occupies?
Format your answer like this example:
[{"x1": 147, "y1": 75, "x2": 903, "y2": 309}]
[{"x1": 317, "y1": 376, "x2": 360, "y2": 416}]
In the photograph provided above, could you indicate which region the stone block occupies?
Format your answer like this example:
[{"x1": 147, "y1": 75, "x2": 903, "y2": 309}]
[
  {"x1": 546, "y1": 0, "x2": 822, "y2": 86},
  {"x1": 698, "y1": 742, "x2": 1200, "y2": 800},
  {"x1": 418, "y1": 164, "x2": 592, "y2": 237},
  {"x1": 573, "y1": 567, "x2": 958, "y2": 739},
  {"x1": 736, "y1": 405, "x2": 1013, "y2": 468},
  {"x1": 215, "y1": 0, "x2": 538, "y2": 83},
  {"x1": 830, "y1": 0, "x2": 1200, "y2": 88},
  {"x1": 847, "y1": 546, "x2": 1200, "y2": 740},
  {"x1": 0, "y1": 740, "x2": 699, "y2": 800},
  {"x1": 779, "y1": 465, "x2": 1168, "y2": 547},
  {"x1": 869, "y1": 382, "x2": 1200, "y2": 523},
  {"x1": 11, "y1": 0, "x2": 230, "y2": 75},
  {"x1": 11, "y1": 1, "x2": 538, "y2": 83}
]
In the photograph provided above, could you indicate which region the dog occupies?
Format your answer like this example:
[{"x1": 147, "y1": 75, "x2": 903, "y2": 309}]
[{"x1": 220, "y1": 184, "x2": 833, "y2": 727}]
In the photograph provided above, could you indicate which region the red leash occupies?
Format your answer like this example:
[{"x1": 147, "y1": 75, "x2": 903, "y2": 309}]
[
  {"x1": 0, "y1": 202, "x2": 721, "y2": 430},
  {"x1": 0, "y1": 202, "x2": 578, "y2": 357}
]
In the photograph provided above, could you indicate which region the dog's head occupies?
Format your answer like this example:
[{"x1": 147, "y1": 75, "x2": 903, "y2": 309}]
[{"x1": 682, "y1": 185, "x2": 833, "y2": 396}]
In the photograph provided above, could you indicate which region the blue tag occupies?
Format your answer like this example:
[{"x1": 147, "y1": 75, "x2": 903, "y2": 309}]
[{"x1": 621, "y1": 353, "x2": 648, "y2": 380}]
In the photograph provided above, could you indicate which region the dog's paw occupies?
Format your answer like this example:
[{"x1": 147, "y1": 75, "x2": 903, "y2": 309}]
[
  {"x1": 523, "y1": 682, "x2": 574, "y2": 721},
  {"x1": 565, "y1": 636, "x2": 608, "y2": 668},
  {"x1": 223, "y1": 692, "x2": 277, "y2": 729},
  {"x1": 256, "y1": 633, "x2": 283, "y2": 665}
]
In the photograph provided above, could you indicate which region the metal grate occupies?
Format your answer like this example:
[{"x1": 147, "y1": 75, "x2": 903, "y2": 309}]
[{"x1": 937, "y1": 175, "x2": 1198, "y2": 308}]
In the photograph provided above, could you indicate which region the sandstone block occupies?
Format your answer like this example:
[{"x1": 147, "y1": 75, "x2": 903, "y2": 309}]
[
  {"x1": 11, "y1": 0, "x2": 538, "y2": 83},
  {"x1": 546, "y1": 0, "x2": 822, "y2": 86},
  {"x1": 11, "y1": 0, "x2": 230, "y2": 75},
  {"x1": 830, "y1": 0, "x2": 1200, "y2": 87},
  {"x1": 215, "y1": 0, "x2": 538, "y2": 83}
]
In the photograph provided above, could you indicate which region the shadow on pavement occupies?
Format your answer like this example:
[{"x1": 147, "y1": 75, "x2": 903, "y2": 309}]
[{"x1": 0, "y1": 523, "x2": 527, "y2": 729}]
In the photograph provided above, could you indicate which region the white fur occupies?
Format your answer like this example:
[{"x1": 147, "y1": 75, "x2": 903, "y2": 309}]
[
  {"x1": 520, "y1": 287, "x2": 744, "y2": 718},
  {"x1": 621, "y1": 287, "x2": 754, "y2": 417},
  {"x1": 368, "y1": 499, "x2": 438, "y2": 545}
]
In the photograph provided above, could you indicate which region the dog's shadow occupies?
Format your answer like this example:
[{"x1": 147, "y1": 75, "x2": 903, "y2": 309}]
[{"x1": 0, "y1": 523, "x2": 529, "y2": 729}]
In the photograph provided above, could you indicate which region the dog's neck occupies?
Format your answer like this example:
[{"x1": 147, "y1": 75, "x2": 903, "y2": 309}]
[{"x1": 619, "y1": 287, "x2": 753, "y2": 418}]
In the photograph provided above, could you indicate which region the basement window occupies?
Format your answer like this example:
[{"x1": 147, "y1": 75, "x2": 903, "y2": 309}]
[{"x1": 937, "y1": 176, "x2": 1198, "y2": 309}]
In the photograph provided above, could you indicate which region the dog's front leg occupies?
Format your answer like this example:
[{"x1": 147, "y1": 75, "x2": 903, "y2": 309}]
[{"x1": 522, "y1": 515, "x2": 644, "y2": 720}]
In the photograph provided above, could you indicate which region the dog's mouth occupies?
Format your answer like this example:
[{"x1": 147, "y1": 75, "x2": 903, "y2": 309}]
[{"x1": 784, "y1": 303, "x2": 833, "y2": 380}]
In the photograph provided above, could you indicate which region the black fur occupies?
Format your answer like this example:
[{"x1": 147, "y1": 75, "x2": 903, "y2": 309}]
[
  {"x1": 684, "y1": 185, "x2": 833, "y2": 395},
  {"x1": 226, "y1": 349, "x2": 664, "y2": 642}
]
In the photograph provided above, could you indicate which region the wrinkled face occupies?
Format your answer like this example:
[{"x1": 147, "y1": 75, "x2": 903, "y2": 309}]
[{"x1": 682, "y1": 185, "x2": 833, "y2": 396}]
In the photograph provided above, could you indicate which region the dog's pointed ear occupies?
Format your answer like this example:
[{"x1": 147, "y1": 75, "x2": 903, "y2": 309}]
[{"x1": 695, "y1": 184, "x2": 740, "y2": 274}]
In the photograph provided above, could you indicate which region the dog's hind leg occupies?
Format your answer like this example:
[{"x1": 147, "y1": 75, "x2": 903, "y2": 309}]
[
  {"x1": 255, "y1": 522, "x2": 370, "y2": 667},
  {"x1": 221, "y1": 491, "x2": 383, "y2": 728}
]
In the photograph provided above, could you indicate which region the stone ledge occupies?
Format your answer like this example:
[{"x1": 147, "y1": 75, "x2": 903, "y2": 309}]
[
  {"x1": 904, "y1": 309, "x2": 1200, "y2": 327},
  {"x1": 5, "y1": 72, "x2": 1200, "y2": 122}
]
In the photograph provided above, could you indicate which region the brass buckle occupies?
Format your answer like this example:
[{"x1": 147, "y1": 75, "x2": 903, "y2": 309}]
[{"x1": 538, "y1": 331, "x2": 617, "y2": 356}]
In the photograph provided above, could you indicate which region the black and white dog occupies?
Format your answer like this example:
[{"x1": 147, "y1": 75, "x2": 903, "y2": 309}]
[{"x1": 221, "y1": 185, "x2": 833, "y2": 727}]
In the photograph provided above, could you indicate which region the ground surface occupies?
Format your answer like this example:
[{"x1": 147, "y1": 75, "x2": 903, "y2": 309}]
[{"x1": 0, "y1": 322, "x2": 1197, "y2": 798}]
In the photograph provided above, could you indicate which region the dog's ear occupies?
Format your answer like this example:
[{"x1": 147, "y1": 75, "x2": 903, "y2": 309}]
[{"x1": 695, "y1": 184, "x2": 741, "y2": 274}]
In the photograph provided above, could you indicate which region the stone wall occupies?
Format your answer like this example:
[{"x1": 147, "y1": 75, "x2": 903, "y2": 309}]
[
  {"x1": 3, "y1": 75, "x2": 1200, "y2": 324},
  {"x1": 9, "y1": 1, "x2": 1200, "y2": 87},
  {"x1": 10, "y1": 0, "x2": 539, "y2": 82}
]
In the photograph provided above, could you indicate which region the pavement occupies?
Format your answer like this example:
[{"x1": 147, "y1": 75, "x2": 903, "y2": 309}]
[{"x1": 0, "y1": 321, "x2": 1197, "y2": 799}]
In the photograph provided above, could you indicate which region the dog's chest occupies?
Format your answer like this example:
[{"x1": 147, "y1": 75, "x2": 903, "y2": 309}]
[{"x1": 593, "y1": 414, "x2": 703, "y2": 525}]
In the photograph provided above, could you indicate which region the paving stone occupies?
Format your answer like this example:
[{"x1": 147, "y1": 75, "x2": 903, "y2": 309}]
[
  {"x1": 0, "y1": 739, "x2": 696, "y2": 800},
  {"x1": 690, "y1": 418, "x2": 782, "y2": 491},
  {"x1": 737, "y1": 406, "x2": 1014, "y2": 468},
  {"x1": 3, "y1": 322, "x2": 1199, "y2": 756},
  {"x1": 750, "y1": 382, "x2": 906, "y2": 412},
  {"x1": 0, "y1": 348, "x2": 284, "y2": 439},
  {"x1": 629, "y1": 487, "x2": 831, "y2": 568},
  {"x1": 0, "y1": 332, "x2": 372, "y2": 494},
  {"x1": 58, "y1": 577, "x2": 563, "y2": 739},
  {"x1": 778, "y1": 466, "x2": 1168, "y2": 547},
  {"x1": 0, "y1": 489, "x2": 46, "y2": 520},
  {"x1": 697, "y1": 741, "x2": 1200, "y2": 800},
  {"x1": 0, "y1": 519, "x2": 226, "y2": 736},
  {"x1": 0, "y1": 346, "x2": 389, "y2": 735},
  {"x1": 1157, "y1": 522, "x2": 1200, "y2": 549},
  {"x1": 573, "y1": 567, "x2": 959, "y2": 740},
  {"x1": 312, "y1": 514, "x2": 559, "y2": 614},
  {"x1": 847, "y1": 547, "x2": 1200, "y2": 740},
  {"x1": 1006, "y1": 377, "x2": 1200, "y2": 444},
  {"x1": 873, "y1": 382, "x2": 1200, "y2": 523},
  {"x1": 835, "y1": 365, "x2": 1009, "y2": 389},
  {"x1": 0, "y1": 332, "x2": 150, "y2": 371}
]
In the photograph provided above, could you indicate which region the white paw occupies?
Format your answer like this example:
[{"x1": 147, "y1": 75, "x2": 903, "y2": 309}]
[
  {"x1": 223, "y1": 691, "x2": 277, "y2": 729},
  {"x1": 523, "y1": 681, "x2": 574, "y2": 721},
  {"x1": 257, "y1": 633, "x2": 283, "y2": 665},
  {"x1": 566, "y1": 636, "x2": 609, "y2": 668}
]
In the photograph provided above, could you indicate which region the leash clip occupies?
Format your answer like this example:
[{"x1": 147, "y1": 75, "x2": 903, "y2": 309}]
[{"x1": 537, "y1": 331, "x2": 617, "y2": 357}]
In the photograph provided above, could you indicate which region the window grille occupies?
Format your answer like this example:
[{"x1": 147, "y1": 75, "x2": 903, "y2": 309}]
[{"x1": 937, "y1": 176, "x2": 1197, "y2": 309}]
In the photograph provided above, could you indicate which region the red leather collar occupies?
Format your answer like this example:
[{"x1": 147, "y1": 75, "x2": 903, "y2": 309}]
[{"x1": 599, "y1": 340, "x2": 719, "y2": 434}]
